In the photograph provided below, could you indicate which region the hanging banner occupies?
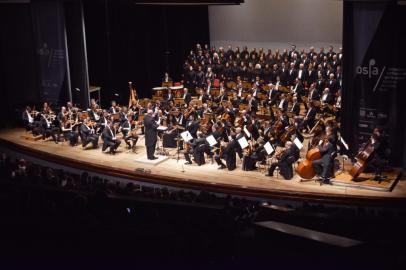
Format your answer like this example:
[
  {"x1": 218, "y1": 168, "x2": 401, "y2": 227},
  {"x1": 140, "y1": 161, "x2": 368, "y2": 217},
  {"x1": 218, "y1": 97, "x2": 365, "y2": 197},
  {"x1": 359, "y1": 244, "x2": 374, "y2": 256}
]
[
  {"x1": 31, "y1": 0, "x2": 69, "y2": 106},
  {"x1": 342, "y1": 1, "x2": 406, "y2": 166}
]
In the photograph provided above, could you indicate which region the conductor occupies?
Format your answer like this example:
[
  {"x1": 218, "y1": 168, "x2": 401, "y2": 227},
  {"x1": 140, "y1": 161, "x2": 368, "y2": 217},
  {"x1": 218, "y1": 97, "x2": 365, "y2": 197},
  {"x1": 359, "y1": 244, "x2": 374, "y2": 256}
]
[{"x1": 144, "y1": 109, "x2": 159, "y2": 160}]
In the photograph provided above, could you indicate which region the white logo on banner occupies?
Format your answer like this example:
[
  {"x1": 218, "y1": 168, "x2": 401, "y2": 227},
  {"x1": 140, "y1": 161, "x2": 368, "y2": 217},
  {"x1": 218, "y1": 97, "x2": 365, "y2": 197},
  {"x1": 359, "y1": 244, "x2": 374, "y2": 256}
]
[{"x1": 355, "y1": 59, "x2": 379, "y2": 78}]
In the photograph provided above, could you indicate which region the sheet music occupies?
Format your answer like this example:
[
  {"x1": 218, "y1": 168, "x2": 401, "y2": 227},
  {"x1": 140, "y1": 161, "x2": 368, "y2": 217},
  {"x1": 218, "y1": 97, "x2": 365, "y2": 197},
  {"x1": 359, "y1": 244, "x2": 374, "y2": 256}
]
[
  {"x1": 238, "y1": 136, "x2": 249, "y2": 149},
  {"x1": 243, "y1": 126, "x2": 251, "y2": 138},
  {"x1": 180, "y1": 131, "x2": 193, "y2": 142},
  {"x1": 157, "y1": 126, "x2": 168, "y2": 131},
  {"x1": 340, "y1": 136, "x2": 349, "y2": 150},
  {"x1": 206, "y1": 135, "x2": 217, "y2": 147},
  {"x1": 264, "y1": 142, "x2": 275, "y2": 155},
  {"x1": 293, "y1": 138, "x2": 303, "y2": 150}
]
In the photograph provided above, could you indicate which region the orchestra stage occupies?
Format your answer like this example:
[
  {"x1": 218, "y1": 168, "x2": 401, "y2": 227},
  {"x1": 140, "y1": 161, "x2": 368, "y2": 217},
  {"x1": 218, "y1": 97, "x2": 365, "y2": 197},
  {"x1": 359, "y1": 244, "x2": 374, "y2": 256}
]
[{"x1": 0, "y1": 128, "x2": 405, "y2": 208}]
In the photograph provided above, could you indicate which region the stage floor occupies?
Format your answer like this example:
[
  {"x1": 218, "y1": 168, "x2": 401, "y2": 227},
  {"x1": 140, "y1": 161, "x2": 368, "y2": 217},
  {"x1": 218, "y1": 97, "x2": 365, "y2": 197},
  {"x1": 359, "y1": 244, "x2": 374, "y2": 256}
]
[{"x1": 1, "y1": 129, "x2": 405, "y2": 206}]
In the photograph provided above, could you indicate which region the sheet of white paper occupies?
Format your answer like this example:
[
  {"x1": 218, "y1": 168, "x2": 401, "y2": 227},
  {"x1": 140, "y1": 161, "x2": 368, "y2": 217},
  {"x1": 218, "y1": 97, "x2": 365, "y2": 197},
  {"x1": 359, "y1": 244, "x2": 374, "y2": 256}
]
[
  {"x1": 340, "y1": 136, "x2": 349, "y2": 150},
  {"x1": 180, "y1": 131, "x2": 193, "y2": 142},
  {"x1": 206, "y1": 135, "x2": 217, "y2": 147},
  {"x1": 157, "y1": 126, "x2": 168, "y2": 131},
  {"x1": 238, "y1": 136, "x2": 249, "y2": 149},
  {"x1": 264, "y1": 142, "x2": 275, "y2": 155},
  {"x1": 243, "y1": 126, "x2": 251, "y2": 138},
  {"x1": 294, "y1": 137, "x2": 304, "y2": 149}
]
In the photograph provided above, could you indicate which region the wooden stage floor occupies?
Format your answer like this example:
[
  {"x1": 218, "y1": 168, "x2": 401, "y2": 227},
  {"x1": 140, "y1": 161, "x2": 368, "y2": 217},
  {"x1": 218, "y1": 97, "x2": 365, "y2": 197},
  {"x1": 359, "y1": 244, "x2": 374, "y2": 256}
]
[{"x1": 1, "y1": 128, "x2": 405, "y2": 207}]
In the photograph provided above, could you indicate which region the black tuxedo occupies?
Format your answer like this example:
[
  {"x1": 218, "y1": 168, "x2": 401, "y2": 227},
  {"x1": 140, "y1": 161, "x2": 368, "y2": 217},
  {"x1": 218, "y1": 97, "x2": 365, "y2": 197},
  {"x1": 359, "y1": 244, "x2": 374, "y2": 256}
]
[
  {"x1": 268, "y1": 146, "x2": 297, "y2": 180},
  {"x1": 290, "y1": 102, "x2": 300, "y2": 116},
  {"x1": 182, "y1": 93, "x2": 192, "y2": 106},
  {"x1": 313, "y1": 141, "x2": 335, "y2": 179},
  {"x1": 102, "y1": 126, "x2": 121, "y2": 154},
  {"x1": 307, "y1": 69, "x2": 317, "y2": 85},
  {"x1": 315, "y1": 79, "x2": 325, "y2": 92},
  {"x1": 308, "y1": 89, "x2": 320, "y2": 101},
  {"x1": 327, "y1": 79, "x2": 339, "y2": 94},
  {"x1": 297, "y1": 69, "x2": 308, "y2": 82},
  {"x1": 278, "y1": 99, "x2": 288, "y2": 112},
  {"x1": 266, "y1": 89, "x2": 280, "y2": 106},
  {"x1": 144, "y1": 114, "x2": 159, "y2": 159},
  {"x1": 108, "y1": 106, "x2": 117, "y2": 115},
  {"x1": 80, "y1": 124, "x2": 99, "y2": 148},
  {"x1": 166, "y1": 93, "x2": 174, "y2": 103},
  {"x1": 302, "y1": 107, "x2": 317, "y2": 130},
  {"x1": 287, "y1": 68, "x2": 298, "y2": 85}
]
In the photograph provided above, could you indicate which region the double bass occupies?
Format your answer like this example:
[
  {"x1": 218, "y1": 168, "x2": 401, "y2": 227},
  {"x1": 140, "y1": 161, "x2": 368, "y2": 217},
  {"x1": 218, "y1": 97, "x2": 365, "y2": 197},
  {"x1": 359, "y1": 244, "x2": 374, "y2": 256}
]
[
  {"x1": 349, "y1": 139, "x2": 375, "y2": 179},
  {"x1": 296, "y1": 147, "x2": 322, "y2": 179}
]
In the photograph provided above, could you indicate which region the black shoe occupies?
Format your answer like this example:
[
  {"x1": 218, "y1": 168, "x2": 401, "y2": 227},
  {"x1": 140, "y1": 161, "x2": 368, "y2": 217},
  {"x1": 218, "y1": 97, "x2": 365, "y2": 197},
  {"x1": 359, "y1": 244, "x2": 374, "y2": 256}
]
[
  {"x1": 218, "y1": 165, "x2": 226, "y2": 170},
  {"x1": 265, "y1": 173, "x2": 273, "y2": 177},
  {"x1": 323, "y1": 178, "x2": 331, "y2": 184},
  {"x1": 185, "y1": 161, "x2": 192, "y2": 165},
  {"x1": 152, "y1": 156, "x2": 158, "y2": 160}
]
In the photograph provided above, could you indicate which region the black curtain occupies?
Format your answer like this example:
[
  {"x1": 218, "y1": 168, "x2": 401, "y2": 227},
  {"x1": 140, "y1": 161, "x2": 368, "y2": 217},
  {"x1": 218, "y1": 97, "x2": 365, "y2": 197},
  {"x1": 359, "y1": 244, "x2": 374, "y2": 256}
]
[
  {"x1": 83, "y1": 0, "x2": 209, "y2": 108},
  {"x1": 64, "y1": 0, "x2": 90, "y2": 109},
  {"x1": 0, "y1": 3, "x2": 40, "y2": 128},
  {"x1": 342, "y1": 1, "x2": 406, "y2": 169}
]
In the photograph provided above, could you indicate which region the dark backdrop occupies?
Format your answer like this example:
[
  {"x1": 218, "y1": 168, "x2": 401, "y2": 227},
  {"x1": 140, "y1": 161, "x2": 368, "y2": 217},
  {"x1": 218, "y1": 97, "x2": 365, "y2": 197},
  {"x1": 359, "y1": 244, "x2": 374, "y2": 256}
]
[
  {"x1": 0, "y1": 0, "x2": 209, "y2": 127},
  {"x1": 83, "y1": 0, "x2": 210, "y2": 108},
  {"x1": 342, "y1": 0, "x2": 406, "y2": 169},
  {"x1": 0, "y1": 3, "x2": 40, "y2": 128}
]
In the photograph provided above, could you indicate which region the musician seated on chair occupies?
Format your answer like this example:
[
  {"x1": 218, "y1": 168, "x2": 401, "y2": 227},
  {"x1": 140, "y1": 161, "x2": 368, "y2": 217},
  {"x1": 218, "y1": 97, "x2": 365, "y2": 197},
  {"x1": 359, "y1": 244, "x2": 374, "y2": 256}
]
[
  {"x1": 365, "y1": 128, "x2": 389, "y2": 181},
  {"x1": 80, "y1": 118, "x2": 99, "y2": 149},
  {"x1": 121, "y1": 113, "x2": 138, "y2": 151},
  {"x1": 301, "y1": 102, "x2": 317, "y2": 132},
  {"x1": 215, "y1": 131, "x2": 237, "y2": 171},
  {"x1": 266, "y1": 141, "x2": 297, "y2": 180},
  {"x1": 312, "y1": 136, "x2": 336, "y2": 184},
  {"x1": 102, "y1": 121, "x2": 121, "y2": 155},
  {"x1": 184, "y1": 131, "x2": 207, "y2": 166},
  {"x1": 242, "y1": 140, "x2": 266, "y2": 171},
  {"x1": 22, "y1": 106, "x2": 36, "y2": 133}
]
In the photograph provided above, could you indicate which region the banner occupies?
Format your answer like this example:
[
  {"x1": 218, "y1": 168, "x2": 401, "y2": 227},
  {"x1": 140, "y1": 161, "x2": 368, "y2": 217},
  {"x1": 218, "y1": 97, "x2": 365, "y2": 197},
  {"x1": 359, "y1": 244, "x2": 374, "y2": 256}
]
[
  {"x1": 31, "y1": 0, "x2": 69, "y2": 106},
  {"x1": 342, "y1": 1, "x2": 406, "y2": 167}
]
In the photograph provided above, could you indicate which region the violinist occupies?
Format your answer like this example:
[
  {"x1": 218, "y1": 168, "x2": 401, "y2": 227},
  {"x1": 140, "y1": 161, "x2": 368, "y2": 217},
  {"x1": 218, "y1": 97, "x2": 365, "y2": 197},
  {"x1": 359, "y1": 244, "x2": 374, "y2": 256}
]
[
  {"x1": 108, "y1": 100, "x2": 118, "y2": 114},
  {"x1": 246, "y1": 94, "x2": 258, "y2": 115},
  {"x1": 98, "y1": 110, "x2": 109, "y2": 134},
  {"x1": 197, "y1": 88, "x2": 210, "y2": 103},
  {"x1": 22, "y1": 106, "x2": 35, "y2": 132},
  {"x1": 42, "y1": 102, "x2": 51, "y2": 114},
  {"x1": 182, "y1": 88, "x2": 192, "y2": 106},
  {"x1": 60, "y1": 115, "x2": 79, "y2": 146},
  {"x1": 277, "y1": 93, "x2": 288, "y2": 112},
  {"x1": 265, "y1": 83, "x2": 279, "y2": 107},
  {"x1": 289, "y1": 96, "x2": 300, "y2": 117},
  {"x1": 186, "y1": 113, "x2": 200, "y2": 138},
  {"x1": 80, "y1": 118, "x2": 99, "y2": 149},
  {"x1": 40, "y1": 111, "x2": 60, "y2": 144},
  {"x1": 301, "y1": 102, "x2": 317, "y2": 132},
  {"x1": 312, "y1": 135, "x2": 336, "y2": 184},
  {"x1": 102, "y1": 121, "x2": 121, "y2": 155},
  {"x1": 121, "y1": 112, "x2": 138, "y2": 151},
  {"x1": 266, "y1": 141, "x2": 297, "y2": 180}
]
